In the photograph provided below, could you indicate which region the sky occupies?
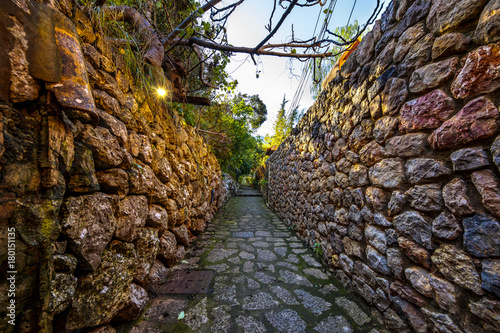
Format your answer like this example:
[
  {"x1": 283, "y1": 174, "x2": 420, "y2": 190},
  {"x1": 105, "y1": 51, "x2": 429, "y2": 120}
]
[{"x1": 222, "y1": 0, "x2": 386, "y2": 137}]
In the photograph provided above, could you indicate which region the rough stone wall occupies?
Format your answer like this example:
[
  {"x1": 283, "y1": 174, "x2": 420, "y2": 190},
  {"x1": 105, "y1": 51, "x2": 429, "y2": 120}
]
[
  {"x1": 0, "y1": 1, "x2": 230, "y2": 332},
  {"x1": 265, "y1": 0, "x2": 500, "y2": 332}
]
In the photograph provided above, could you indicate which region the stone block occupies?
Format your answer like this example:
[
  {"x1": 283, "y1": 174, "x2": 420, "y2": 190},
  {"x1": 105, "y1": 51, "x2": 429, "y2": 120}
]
[
  {"x1": 482, "y1": 259, "x2": 500, "y2": 297},
  {"x1": 78, "y1": 125, "x2": 123, "y2": 169},
  {"x1": 428, "y1": 274, "x2": 460, "y2": 315},
  {"x1": 475, "y1": 0, "x2": 500, "y2": 44},
  {"x1": 393, "y1": 211, "x2": 433, "y2": 249},
  {"x1": 112, "y1": 283, "x2": 148, "y2": 324},
  {"x1": 426, "y1": 0, "x2": 488, "y2": 34},
  {"x1": 432, "y1": 33, "x2": 470, "y2": 60},
  {"x1": 452, "y1": 43, "x2": 500, "y2": 99},
  {"x1": 392, "y1": 297, "x2": 427, "y2": 333},
  {"x1": 146, "y1": 204, "x2": 168, "y2": 233},
  {"x1": 373, "y1": 116, "x2": 398, "y2": 144},
  {"x1": 471, "y1": 169, "x2": 500, "y2": 218},
  {"x1": 409, "y1": 57, "x2": 458, "y2": 93},
  {"x1": 96, "y1": 168, "x2": 129, "y2": 198},
  {"x1": 369, "y1": 39, "x2": 396, "y2": 82},
  {"x1": 388, "y1": 190, "x2": 406, "y2": 216},
  {"x1": 463, "y1": 214, "x2": 500, "y2": 257},
  {"x1": 359, "y1": 141, "x2": 386, "y2": 167},
  {"x1": 393, "y1": 0, "x2": 431, "y2": 37},
  {"x1": 385, "y1": 133, "x2": 427, "y2": 157},
  {"x1": 390, "y1": 281, "x2": 427, "y2": 307},
  {"x1": 432, "y1": 212, "x2": 462, "y2": 240},
  {"x1": 405, "y1": 266, "x2": 434, "y2": 298},
  {"x1": 66, "y1": 241, "x2": 137, "y2": 329},
  {"x1": 369, "y1": 158, "x2": 405, "y2": 189},
  {"x1": 405, "y1": 158, "x2": 451, "y2": 184},
  {"x1": 451, "y1": 147, "x2": 490, "y2": 171},
  {"x1": 405, "y1": 183, "x2": 443, "y2": 212},
  {"x1": 157, "y1": 231, "x2": 178, "y2": 266},
  {"x1": 393, "y1": 22, "x2": 425, "y2": 63},
  {"x1": 357, "y1": 31, "x2": 375, "y2": 66},
  {"x1": 61, "y1": 193, "x2": 118, "y2": 271},
  {"x1": 421, "y1": 308, "x2": 463, "y2": 333},
  {"x1": 366, "y1": 245, "x2": 391, "y2": 275},
  {"x1": 53, "y1": 254, "x2": 78, "y2": 273},
  {"x1": 398, "y1": 236, "x2": 431, "y2": 269},
  {"x1": 115, "y1": 195, "x2": 148, "y2": 242},
  {"x1": 469, "y1": 297, "x2": 500, "y2": 330},
  {"x1": 383, "y1": 308, "x2": 410, "y2": 332},
  {"x1": 93, "y1": 90, "x2": 120, "y2": 115},
  {"x1": 97, "y1": 109, "x2": 128, "y2": 146},
  {"x1": 365, "y1": 225, "x2": 387, "y2": 253},
  {"x1": 442, "y1": 178, "x2": 475, "y2": 216},
  {"x1": 387, "y1": 248, "x2": 405, "y2": 279},
  {"x1": 171, "y1": 224, "x2": 190, "y2": 247},
  {"x1": 133, "y1": 227, "x2": 159, "y2": 284},
  {"x1": 400, "y1": 33, "x2": 433, "y2": 71},
  {"x1": 399, "y1": 89, "x2": 455, "y2": 133},
  {"x1": 49, "y1": 273, "x2": 77, "y2": 316},
  {"x1": 381, "y1": 78, "x2": 408, "y2": 116},
  {"x1": 432, "y1": 244, "x2": 484, "y2": 295},
  {"x1": 429, "y1": 96, "x2": 499, "y2": 149},
  {"x1": 67, "y1": 142, "x2": 99, "y2": 194},
  {"x1": 365, "y1": 186, "x2": 389, "y2": 211}
]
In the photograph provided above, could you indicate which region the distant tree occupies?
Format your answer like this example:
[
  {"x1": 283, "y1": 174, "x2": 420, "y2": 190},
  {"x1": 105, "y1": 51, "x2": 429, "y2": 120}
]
[
  {"x1": 266, "y1": 95, "x2": 300, "y2": 147},
  {"x1": 188, "y1": 92, "x2": 266, "y2": 181},
  {"x1": 231, "y1": 93, "x2": 268, "y2": 130}
]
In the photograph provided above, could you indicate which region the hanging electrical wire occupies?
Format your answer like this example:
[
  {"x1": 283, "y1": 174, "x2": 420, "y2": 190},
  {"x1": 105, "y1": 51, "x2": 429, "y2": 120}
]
[
  {"x1": 286, "y1": 0, "x2": 337, "y2": 119},
  {"x1": 346, "y1": 0, "x2": 358, "y2": 26}
]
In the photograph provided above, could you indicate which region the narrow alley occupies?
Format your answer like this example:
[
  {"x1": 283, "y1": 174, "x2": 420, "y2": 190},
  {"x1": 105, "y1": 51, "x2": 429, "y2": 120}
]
[{"x1": 126, "y1": 194, "x2": 383, "y2": 332}]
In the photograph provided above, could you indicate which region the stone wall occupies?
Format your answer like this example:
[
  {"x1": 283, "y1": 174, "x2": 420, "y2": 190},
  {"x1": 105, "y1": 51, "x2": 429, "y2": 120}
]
[
  {"x1": 265, "y1": 0, "x2": 500, "y2": 332},
  {"x1": 0, "y1": 1, "x2": 230, "y2": 332}
]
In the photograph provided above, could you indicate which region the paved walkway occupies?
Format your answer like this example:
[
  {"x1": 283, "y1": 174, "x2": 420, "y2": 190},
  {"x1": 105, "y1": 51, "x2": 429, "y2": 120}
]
[
  {"x1": 127, "y1": 196, "x2": 384, "y2": 332},
  {"x1": 236, "y1": 186, "x2": 262, "y2": 196}
]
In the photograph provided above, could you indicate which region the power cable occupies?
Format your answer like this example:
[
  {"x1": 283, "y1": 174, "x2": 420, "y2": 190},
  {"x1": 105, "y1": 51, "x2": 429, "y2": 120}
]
[
  {"x1": 287, "y1": 0, "x2": 337, "y2": 118},
  {"x1": 347, "y1": 0, "x2": 358, "y2": 26}
]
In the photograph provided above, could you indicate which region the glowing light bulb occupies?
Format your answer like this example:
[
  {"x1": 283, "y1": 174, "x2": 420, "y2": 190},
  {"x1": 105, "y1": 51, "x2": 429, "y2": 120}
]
[{"x1": 156, "y1": 88, "x2": 167, "y2": 97}]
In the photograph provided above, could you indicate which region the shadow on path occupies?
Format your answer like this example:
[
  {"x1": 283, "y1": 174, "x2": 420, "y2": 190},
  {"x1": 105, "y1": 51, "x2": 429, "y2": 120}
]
[{"x1": 124, "y1": 196, "x2": 386, "y2": 332}]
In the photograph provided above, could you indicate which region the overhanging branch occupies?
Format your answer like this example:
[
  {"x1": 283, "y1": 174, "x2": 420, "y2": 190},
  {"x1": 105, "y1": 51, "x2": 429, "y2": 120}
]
[
  {"x1": 164, "y1": 0, "x2": 224, "y2": 44},
  {"x1": 177, "y1": 37, "x2": 340, "y2": 59}
]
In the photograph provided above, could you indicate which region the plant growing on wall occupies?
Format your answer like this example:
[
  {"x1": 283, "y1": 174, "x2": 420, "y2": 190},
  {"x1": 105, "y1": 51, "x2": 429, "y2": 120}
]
[
  {"x1": 313, "y1": 242, "x2": 323, "y2": 258},
  {"x1": 78, "y1": 0, "x2": 382, "y2": 105}
]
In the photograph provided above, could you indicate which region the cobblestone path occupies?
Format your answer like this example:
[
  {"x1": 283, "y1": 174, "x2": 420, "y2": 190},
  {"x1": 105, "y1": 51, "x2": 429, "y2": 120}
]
[{"x1": 128, "y1": 196, "x2": 384, "y2": 332}]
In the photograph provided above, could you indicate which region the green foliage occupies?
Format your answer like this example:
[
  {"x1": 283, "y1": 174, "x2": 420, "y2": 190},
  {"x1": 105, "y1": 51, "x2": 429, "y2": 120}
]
[
  {"x1": 313, "y1": 242, "x2": 323, "y2": 258},
  {"x1": 310, "y1": 20, "x2": 361, "y2": 98},
  {"x1": 189, "y1": 93, "x2": 267, "y2": 182},
  {"x1": 79, "y1": 0, "x2": 232, "y2": 97},
  {"x1": 231, "y1": 93, "x2": 268, "y2": 130}
]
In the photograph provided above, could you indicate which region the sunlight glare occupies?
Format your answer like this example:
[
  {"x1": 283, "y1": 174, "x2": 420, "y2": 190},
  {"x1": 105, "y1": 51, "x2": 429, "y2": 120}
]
[{"x1": 156, "y1": 88, "x2": 167, "y2": 97}]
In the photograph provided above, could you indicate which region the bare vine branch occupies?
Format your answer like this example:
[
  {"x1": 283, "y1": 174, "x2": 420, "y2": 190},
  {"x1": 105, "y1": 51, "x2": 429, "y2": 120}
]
[
  {"x1": 254, "y1": 0, "x2": 298, "y2": 51},
  {"x1": 192, "y1": 46, "x2": 217, "y2": 88}
]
